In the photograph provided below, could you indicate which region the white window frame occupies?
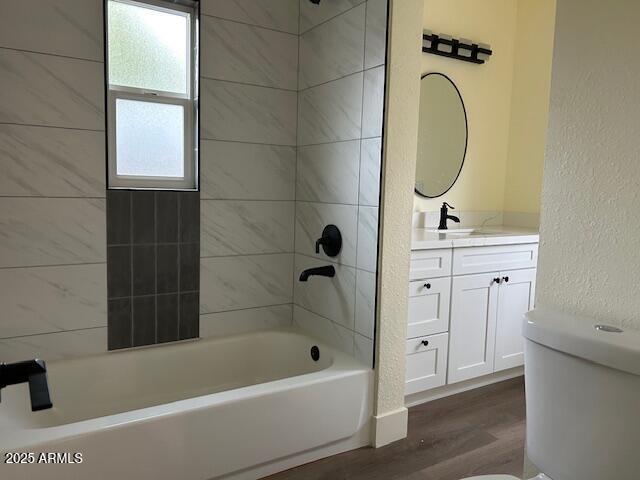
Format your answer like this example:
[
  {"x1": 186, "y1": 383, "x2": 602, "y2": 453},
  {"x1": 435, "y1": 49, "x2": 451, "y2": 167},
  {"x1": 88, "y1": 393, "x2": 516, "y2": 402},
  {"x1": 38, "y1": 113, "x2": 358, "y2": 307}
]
[{"x1": 106, "y1": 0, "x2": 199, "y2": 190}]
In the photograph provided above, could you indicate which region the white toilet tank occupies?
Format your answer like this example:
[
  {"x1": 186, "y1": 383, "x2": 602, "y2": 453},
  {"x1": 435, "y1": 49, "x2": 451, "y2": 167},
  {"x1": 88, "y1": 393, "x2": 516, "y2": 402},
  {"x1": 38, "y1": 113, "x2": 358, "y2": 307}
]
[{"x1": 523, "y1": 308, "x2": 640, "y2": 480}]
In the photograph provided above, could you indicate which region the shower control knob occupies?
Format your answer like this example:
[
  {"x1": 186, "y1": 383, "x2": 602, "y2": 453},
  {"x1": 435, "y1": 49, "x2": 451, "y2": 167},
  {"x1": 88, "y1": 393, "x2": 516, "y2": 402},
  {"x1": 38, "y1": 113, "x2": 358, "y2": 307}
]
[{"x1": 315, "y1": 225, "x2": 342, "y2": 257}]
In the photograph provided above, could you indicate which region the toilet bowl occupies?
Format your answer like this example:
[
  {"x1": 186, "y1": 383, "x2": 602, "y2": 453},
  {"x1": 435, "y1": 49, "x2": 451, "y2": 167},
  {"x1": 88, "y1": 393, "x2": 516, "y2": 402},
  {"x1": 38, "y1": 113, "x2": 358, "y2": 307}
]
[{"x1": 460, "y1": 307, "x2": 640, "y2": 480}]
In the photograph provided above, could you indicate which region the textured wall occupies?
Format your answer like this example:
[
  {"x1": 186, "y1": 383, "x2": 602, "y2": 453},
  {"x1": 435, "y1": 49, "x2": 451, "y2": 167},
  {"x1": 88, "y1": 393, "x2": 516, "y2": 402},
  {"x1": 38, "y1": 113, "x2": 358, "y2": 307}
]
[
  {"x1": 293, "y1": 0, "x2": 388, "y2": 368},
  {"x1": 0, "y1": 0, "x2": 107, "y2": 361},
  {"x1": 373, "y1": 0, "x2": 423, "y2": 443},
  {"x1": 537, "y1": 0, "x2": 640, "y2": 331}
]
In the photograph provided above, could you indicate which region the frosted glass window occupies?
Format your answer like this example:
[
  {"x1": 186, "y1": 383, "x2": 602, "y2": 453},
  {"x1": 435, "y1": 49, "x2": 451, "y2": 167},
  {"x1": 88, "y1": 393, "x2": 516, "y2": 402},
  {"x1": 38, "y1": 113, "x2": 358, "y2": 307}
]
[
  {"x1": 116, "y1": 99, "x2": 185, "y2": 177},
  {"x1": 108, "y1": 0, "x2": 189, "y2": 94}
]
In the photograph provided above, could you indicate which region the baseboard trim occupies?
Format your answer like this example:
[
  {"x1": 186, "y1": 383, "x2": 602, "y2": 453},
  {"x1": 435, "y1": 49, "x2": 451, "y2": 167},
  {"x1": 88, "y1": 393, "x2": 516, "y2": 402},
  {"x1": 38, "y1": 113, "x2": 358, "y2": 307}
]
[
  {"x1": 372, "y1": 407, "x2": 408, "y2": 447},
  {"x1": 404, "y1": 367, "x2": 524, "y2": 408}
]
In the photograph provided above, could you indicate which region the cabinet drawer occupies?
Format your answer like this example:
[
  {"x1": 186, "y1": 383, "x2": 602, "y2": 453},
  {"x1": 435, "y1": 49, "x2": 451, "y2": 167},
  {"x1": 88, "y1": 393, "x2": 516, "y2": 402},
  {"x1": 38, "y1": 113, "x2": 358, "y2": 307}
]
[
  {"x1": 410, "y1": 248, "x2": 452, "y2": 280},
  {"x1": 452, "y1": 243, "x2": 538, "y2": 275},
  {"x1": 407, "y1": 277, "x2": 450, "y2": 338},
  {"x1": 405, "y1": 333, "x2": 449, "y2": 395}
]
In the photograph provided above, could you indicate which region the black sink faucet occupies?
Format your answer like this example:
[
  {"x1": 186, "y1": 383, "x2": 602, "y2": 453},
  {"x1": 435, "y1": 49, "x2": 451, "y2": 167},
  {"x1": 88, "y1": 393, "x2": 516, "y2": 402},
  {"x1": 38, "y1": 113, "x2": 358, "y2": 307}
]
[
  {"x1": 438, "y1": 202, "x2": 460, "y2": 230},
  {"x1": 299, "y1": 265, "x2": 336, "y2": 282},
  {"x1": 0, "y1": 359, "x2": 52, "y2": 411}
]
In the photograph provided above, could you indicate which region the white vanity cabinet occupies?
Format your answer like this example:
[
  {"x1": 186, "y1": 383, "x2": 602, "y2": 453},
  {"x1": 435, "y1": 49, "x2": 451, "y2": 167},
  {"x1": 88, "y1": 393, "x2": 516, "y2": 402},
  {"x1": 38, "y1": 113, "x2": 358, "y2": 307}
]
[
  {"x1": 447, "y1": 267, "x2": 536, "y2": 383},
  {"x1": 405, "y1": 233, "x2": 538, "y2": 397}
]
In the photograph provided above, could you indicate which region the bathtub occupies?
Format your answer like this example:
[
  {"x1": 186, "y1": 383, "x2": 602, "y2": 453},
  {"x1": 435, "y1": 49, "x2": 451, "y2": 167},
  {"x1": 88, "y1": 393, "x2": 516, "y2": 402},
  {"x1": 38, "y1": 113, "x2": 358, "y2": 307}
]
[{"x1": 0, "y1": 330, "x2": 373, "y2": 480}]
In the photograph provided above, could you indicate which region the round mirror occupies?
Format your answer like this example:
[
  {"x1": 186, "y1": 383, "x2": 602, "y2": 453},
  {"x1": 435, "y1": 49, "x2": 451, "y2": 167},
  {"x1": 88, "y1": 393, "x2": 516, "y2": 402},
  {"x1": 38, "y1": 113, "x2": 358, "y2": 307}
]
[{"x1": 415, "y1": 73, "x2": 468, "y2": 198}]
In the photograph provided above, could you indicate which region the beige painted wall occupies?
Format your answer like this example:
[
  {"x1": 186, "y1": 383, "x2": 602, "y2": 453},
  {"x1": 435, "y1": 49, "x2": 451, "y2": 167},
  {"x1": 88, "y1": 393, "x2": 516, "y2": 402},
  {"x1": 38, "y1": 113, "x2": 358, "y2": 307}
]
[
  {"x1": 373, "y1": 0, "x2": 423, "y2": 447},
  {"x1": 415, "y1": 0, "x2": 555, "y2": 216},
  {"x1": 537, "y1": 0, "x2": 640, "y2": 331},
  {"x1": 504, "y1": 0, "x2": 556, "y2": 214}
]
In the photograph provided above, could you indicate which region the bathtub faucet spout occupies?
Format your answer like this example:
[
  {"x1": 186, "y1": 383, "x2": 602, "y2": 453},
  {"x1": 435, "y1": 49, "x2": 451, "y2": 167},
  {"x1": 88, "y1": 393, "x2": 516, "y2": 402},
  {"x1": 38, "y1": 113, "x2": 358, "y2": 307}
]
[
  {"x1": 0, "y1": 359, "x2": 52, "y2": 411},
  {"x1": 299, "y1": 265, "x2": 336, "y2": 282}
]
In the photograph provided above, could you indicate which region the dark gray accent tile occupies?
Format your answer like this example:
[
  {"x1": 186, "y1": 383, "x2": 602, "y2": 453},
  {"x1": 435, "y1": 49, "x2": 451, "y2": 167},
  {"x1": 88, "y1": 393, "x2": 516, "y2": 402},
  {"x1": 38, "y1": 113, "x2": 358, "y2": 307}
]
[
  {"x1": 132, "y1": 296, "x2": 156, "y2": 347},
  {"x1": 156, "y1": 192, "x2": 179, "y2": 243},
  {"x1": 180, "y1": 192, "x2": 200, "y2": 243},
  {"x1": 179, "y1": 292, "x2": 199, "y2": 340},
  {"x1": 108, "y1": 297, "x2": 132, "y2": 350},
  {"x1": 131, "y1": 191, "x2": 155, "y2": 244},
  {"x1": 107, "y1": 190, "x2": 130, "y2": 245},
  {"x1": 157, "y1": 294, "x2": 179, "y2": 343},
  {"x1": 107, "y1": 246, "x2": 131, "y2": 299},
  {"x1": 157, "y1": 244, "x2": 178, "y2": 294},
  {"x1": 132, "y1": 245, "x2": 155, "y2": 296},
  {"x1": 180, "y1": 243, "x2": 200, "y2": 292}
]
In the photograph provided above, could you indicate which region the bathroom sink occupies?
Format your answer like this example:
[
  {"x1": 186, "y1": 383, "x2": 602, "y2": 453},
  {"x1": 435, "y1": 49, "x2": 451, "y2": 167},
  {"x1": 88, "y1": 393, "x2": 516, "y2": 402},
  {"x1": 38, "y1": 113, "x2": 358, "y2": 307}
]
[{"x1": 426, "y1": 228, "x2": 477, "y2": 235}]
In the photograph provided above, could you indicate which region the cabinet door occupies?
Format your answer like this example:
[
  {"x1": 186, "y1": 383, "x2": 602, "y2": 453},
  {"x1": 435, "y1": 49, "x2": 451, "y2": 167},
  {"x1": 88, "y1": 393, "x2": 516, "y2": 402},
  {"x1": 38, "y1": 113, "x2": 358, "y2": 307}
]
[
  {"x1": 407, "y1": 277, "x2": 451, "y2": 338},
  {"x1": 405, "y1": 333, "x2": 449, "y2": 395},
  {"x1": 448, "y1": 272, "x2": 499, "y2": 384},
  {"x1": 494, "y1": 268, "x2": 536, "y2": 372}
]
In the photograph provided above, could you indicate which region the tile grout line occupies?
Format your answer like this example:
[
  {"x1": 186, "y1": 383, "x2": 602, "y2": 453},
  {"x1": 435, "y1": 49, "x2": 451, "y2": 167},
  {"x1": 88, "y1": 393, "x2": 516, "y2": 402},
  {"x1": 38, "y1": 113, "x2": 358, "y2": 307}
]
[
  {"x1": 0, "y1": 45, "x2": 104, "y2": 63},
  {"x1": 291, "y1": 0, "x2": 302, "y2": 321},
  {"x1": 0, "y1": 325, "x2": 108, "y2": 342},
  {"x1": 154, "y1": 192, "x2": 158, "y2": 344},
  {"x1": 299, "y1": 0, "x2": 368, "y2": 36},
  {"x1": 0, "y1": 121, "x2": 105, "y2": 133},
  {"x1": 200, "y1": 74, "x2": 297, "y2": 93},
  {"x1": 200, "y1": 12, "x2": 298, "y2": 37},
  {"x1": 129, "y1": 191, "x2": 134, "y2": 348}
]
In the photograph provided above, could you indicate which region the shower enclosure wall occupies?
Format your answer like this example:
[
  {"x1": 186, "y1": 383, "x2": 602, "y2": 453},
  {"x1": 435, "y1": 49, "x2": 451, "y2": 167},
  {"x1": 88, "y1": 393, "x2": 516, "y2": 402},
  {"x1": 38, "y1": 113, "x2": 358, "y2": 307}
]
[
  {"x1": 0, "y1": 0, "x2": 387, "y2": 370},
  {"x1": 0, "y1": 0, "x2": 387, "y2": 364}
]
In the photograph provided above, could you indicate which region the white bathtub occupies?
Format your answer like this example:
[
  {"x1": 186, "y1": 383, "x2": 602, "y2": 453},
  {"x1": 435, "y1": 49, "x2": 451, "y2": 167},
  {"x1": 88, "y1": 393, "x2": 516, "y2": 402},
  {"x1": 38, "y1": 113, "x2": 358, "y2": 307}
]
[{"x1": 0, "y1": 330, "x2": 373, "y2": 479}]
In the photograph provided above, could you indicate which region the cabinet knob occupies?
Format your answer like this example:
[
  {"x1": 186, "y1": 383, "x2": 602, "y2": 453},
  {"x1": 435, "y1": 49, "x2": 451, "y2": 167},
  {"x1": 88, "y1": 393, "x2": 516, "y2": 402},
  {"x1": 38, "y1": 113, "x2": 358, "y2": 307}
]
[
  {"x1": 424, "y1": 283, "x2": 431, "y2": 289},
  {"x1": 493, "y1": 277, "x2": 501, "y2": 284},
  {"x1": 421, "y1": 340, "x2": 429, "y2": 347},
  {"x1": 503, "y1": 276, "x2": 510, "y2": 283}
]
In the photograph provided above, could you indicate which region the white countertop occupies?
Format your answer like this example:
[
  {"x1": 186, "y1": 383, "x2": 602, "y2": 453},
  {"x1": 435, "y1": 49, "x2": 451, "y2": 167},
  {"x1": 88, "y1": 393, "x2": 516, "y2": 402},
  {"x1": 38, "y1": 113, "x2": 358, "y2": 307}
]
[{"x1": 412, "y1": 225, "x2": 539, "y2": 250}]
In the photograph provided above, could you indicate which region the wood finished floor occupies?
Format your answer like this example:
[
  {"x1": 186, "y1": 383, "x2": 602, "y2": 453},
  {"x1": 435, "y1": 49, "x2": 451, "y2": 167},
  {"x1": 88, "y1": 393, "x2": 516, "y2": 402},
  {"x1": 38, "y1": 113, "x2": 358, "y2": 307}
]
[{"x1": 264, "y1": 377, "x2": 526, "y2": 480}]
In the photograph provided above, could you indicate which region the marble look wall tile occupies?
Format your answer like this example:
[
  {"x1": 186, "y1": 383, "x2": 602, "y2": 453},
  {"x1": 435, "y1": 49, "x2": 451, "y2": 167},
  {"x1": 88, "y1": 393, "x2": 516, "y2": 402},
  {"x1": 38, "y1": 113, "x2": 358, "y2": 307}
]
[
  {"x1": 0, "y1": 0, "x2": 103, "y2": 61},
  {"x1": 201, "y1": 200, "x2": 294, "y2": 256},
  {"x1": 202, "y1": 16, "x2": 298, "y2": 90},
  {"x1": 299, "y1": 4, "x2": 365, "y2": 89},
  {"x1": 201, "y1": 0, "x2": 299, "y2": 34},
  {"x1": 200, "y1": 141, "x2": 295, "y2": 200},
  {"x1": 298, "y1": 72, "x2": 363, "y2": 146},
  {"x1": 299, "y1": 0, "x2": 364, "y2": 34},
  {"x1": 356, "y1": 206, "x2": 379, "y2": 273},
  {"x1": 0, "y1": 49, "x2": 104, "y2": 130},
  {"x1": 355, "y1": 268, "x2": 376, "y2": 339},
  {"x1": 200, "y1": 254, "x2": 293, "y2": 313},
  {"x1": 200, "y1": 304, "x2": 293, "y2": 338},
  {"x1": 296, "y1": 140, "x2": 360, "y2": 204},
  {"x1": 359, "y1": 137, "x2": 382, "y2": 206},
  {"x1": 293, "y1": 305, "x2": 354, "y2": 356},
  {"x1": 295, "y1": 202, "x2": 358, "y2": 267},
  {"x1": 201, "y1": 79, "x2": 297, "y2": 145},
  {"x1": 354, "y1": 332, "x2": 374, "y2": 367},
  {"x1": 0, "y1": 124, "x2": 105, "y2": 197},
  {"x1": 364, "y1": 0, "x2": 388, "y2": 69},
  {"x1": 0, "y1": 198, "x2": 106, "y2": 268},
  {"x1": 294, "y1": 254, "x2": 356, "y2": 330},
  {"x1": 0, "y1": 327, "x2": 107, "y2": 363},
  {"x1": 0, "y1": 263, "x2": 107, "y2": 338},
  {"x1": 361, "y1": 66, "x2": 385, "y2": 138}
]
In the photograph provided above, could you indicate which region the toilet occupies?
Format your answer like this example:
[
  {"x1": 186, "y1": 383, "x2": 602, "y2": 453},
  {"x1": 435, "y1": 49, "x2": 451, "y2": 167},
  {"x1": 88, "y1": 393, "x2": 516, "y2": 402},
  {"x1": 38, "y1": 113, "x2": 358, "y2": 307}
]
[{"x1": 461, "y1": 307, "x2": 640, "y2": 480}]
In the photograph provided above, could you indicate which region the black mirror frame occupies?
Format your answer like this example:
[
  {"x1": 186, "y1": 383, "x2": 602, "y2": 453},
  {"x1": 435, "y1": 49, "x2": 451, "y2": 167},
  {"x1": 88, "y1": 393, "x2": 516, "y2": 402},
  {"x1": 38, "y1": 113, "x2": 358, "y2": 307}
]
[{"x1": 414, "y1": 72, "x2": 469, "y2": 199}]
